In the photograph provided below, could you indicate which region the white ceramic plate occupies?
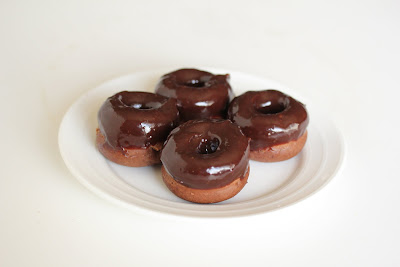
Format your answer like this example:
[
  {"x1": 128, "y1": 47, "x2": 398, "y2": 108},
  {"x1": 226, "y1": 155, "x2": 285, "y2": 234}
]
[{"x1": 58, "y1": 68, "x2": 345, "y2": 218}]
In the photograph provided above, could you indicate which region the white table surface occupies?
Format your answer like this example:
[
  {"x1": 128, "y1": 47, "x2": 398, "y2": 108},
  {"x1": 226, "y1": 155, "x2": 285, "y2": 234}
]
[{"x1": 1, "y1": 0, "x2": 399, "y2": 266}]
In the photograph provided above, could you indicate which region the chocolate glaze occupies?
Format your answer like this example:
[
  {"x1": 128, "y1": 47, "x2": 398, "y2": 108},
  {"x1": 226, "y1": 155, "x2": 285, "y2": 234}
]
[
  {"x1": 228, "y1": 90, "x2": 309, "y2": 151},
  {"x1": 98, "y1": 91, "x2": 179, "y2": 149},
  {"x1": 160, "y1": 119, "x2": 250, "y2": 189},
  {"x1": 155, "y1": 69, "x2": 234, "y2": 122}
]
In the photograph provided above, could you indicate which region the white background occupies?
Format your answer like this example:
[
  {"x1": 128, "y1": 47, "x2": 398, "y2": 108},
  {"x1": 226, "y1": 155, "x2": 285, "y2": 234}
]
[{"x1": 1, "y1": 0, "x2": 399, "y2": 266}]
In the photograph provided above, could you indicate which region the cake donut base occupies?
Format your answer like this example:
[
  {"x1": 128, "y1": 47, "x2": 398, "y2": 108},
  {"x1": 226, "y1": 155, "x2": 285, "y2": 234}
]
[
  {"x1": 250, "y1": 131, "x2": 308, "y2": 162},
  {"x1": 96, "y1": 129, "x2": 161, "y2": 167},
  {"x1": 161, "y1": 165, "x2": 250, "y2": 204}
]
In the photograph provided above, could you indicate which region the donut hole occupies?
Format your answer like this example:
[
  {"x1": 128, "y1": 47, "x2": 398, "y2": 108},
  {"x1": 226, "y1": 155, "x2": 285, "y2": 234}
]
[
  {"x1": 254, "y1": 96, "x2": 289, "y2": 115},
  {"x1": 128, "y1": 101, "x2": 163, "y2": 110},
  {"x1": 184, "y1": 79, "x2": 206, "y2": 88},
  {"x1": 117, "y1": 92, "x2": 166, "y2": 110},
  {"x1": 197, "y1": 137, "x2": 220, "y2": 154},
  {"x1": 174, "y1": 71, "x2": 212, "y2": 88},
  {"x1": 131, "y1": 103, "x2": 151, "y2": 110}
]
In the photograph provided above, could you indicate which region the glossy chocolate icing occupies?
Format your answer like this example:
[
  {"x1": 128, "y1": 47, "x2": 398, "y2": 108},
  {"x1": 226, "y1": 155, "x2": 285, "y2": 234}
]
[
  {"x1": 228, "y1": 90, "x2": 309, "y2": 151},
  {"x1": 160, "y1": 119, "x2": 250, "y2": 189},
  {"x1": 98, "y1": 91, "x2": 179, "y2": 149},
  {"x1": 155, "y1": 69, "x2": 234, "y2": 122}
]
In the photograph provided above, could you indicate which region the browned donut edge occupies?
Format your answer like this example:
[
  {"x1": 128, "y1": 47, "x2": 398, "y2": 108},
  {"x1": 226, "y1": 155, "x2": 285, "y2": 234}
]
[
  {"x1": 96, "y1": 129, "x2": 161, "y2": 167},
  {"x1": 161, "y1": 165, "x2": 250, "y2": 204},
  {"x1": 250, "y1": 131, "x2": 308, "y2": 162}
]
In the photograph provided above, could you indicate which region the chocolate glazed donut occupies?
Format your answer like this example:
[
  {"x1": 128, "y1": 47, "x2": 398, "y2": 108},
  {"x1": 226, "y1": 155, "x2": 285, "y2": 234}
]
[
  {"x1": 228, "y1": 90, "x2": 309, "y2": 162},
  {"x1": 161, "y1": 119, "x2": 250, "y2": 204},
  {"x1": 155, "y1": 69, "x2": 234, "y2": 122},
  {"x1": 97, "y1": 91, "x2": 179, "y2": 167}
]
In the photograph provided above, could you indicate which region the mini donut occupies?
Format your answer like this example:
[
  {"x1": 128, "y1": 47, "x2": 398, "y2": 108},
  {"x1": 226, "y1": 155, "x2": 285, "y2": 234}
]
[
  {"x1": 228, "y1": 90, "x2": 309, "y2": 162},
  {"x1": 160, "y1": 119, "x2": 250, "y2": 204},
  {"x1": 155, "y1": 68, "x2": 234, "y2": 122},
  {"x1": 96, "y1": 91, "x2": 179, "y2": 167}
]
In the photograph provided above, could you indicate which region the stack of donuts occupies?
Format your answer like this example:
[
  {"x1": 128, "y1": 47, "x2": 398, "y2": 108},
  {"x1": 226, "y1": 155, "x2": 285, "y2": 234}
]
[{"x1": 96, "y1": 68, "x2": 309, "y2": 204}]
